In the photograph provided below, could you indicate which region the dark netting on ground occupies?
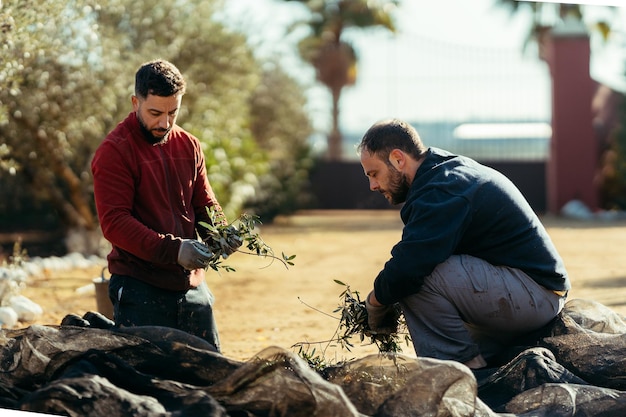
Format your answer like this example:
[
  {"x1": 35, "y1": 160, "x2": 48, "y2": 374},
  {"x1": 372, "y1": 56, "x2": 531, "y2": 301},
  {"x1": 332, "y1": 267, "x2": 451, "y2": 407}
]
[
  {"x1": 323, "y1": 353, "x2": 497, "y2": 416},
  {"x1": 0, "y1": 299, "x2": 626, "y2": 416}
]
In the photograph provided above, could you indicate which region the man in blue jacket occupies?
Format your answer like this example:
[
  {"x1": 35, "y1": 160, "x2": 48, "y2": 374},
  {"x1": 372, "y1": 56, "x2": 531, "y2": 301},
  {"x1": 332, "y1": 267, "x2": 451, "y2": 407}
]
[{"x1": 359, "y1": 118, "x2": 570, "y2": 369}]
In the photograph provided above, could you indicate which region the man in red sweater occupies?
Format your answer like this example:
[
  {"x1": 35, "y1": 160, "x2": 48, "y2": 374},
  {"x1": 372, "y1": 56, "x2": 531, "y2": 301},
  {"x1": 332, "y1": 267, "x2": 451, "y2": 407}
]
[{"x1": 91, "y1": 59, "x2": 238, "y2": 351}]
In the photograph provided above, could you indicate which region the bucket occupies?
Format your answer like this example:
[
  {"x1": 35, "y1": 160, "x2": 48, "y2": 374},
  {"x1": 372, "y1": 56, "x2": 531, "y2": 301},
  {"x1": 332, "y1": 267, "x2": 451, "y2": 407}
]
[{"x1": 93, "y1": 267, "x2": 114, "y2": 320}]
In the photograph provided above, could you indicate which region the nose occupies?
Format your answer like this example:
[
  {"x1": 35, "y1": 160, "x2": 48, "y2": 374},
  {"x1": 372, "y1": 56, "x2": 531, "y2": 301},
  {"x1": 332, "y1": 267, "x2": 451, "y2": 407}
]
[
  {"x1": 159, "y1": 114, "x2": 172, "y2": 129},
  {"x1": 369, "y1": 178, "x2": 379, "y2": 191}
]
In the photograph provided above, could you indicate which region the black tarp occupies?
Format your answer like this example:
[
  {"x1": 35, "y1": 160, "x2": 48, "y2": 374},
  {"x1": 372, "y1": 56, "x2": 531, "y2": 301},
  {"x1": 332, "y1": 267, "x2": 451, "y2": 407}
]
[{"x1": 1, "y1": 298, "x2": 626, "y2": 416}]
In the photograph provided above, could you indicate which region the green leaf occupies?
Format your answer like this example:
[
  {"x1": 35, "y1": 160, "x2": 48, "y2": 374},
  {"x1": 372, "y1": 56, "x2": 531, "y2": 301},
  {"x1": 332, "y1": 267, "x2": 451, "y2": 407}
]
[{"x1": 197, "y1": 205, "x2": 295, "y2": 273}]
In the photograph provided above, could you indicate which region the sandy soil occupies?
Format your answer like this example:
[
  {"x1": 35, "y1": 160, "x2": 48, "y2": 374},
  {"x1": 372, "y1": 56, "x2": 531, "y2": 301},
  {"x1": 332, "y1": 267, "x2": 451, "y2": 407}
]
[{"x1": 19, "y1": 210, "x2": 626, "y2": 363}]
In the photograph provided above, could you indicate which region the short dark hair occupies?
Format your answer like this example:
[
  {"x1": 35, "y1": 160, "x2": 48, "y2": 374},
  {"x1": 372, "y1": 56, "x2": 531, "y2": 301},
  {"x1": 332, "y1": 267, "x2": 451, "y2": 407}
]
[
  {"x1": 134, "y1": 59, "x2": 186, "y2": 99},
  {"x1": 357, "y1": 118, "x2": 427, "y2": 160}
]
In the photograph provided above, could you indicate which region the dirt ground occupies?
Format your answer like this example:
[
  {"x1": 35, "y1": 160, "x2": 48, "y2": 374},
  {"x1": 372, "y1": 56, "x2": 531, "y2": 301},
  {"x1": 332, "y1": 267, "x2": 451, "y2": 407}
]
[{"x1": 19, "y1": 210, "x2": 626, "y2": 364}]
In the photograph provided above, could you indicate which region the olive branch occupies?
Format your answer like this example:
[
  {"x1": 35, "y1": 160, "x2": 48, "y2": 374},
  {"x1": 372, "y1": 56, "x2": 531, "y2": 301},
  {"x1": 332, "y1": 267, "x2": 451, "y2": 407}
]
[
  {"x1": 293, "y1": 280, "x2": 411, "y2": 371},
  {"x1": 198, "y1": 206, "x2": 296, "y2": 272}
]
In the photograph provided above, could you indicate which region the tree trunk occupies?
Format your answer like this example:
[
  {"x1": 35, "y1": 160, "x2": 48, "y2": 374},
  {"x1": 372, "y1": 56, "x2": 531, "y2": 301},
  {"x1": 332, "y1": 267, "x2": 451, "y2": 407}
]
[{"x1": 327, "y1": 87, "x2": 343, "y2": 161}]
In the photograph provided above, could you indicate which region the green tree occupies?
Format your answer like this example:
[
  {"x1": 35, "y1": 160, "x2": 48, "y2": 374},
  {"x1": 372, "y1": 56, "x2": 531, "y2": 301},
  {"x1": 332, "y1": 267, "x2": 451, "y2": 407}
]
[
  {"x1": 284, "y1": 0, "x2": 398, "y2": 161},
  {"x1": 0, "y1": 0, "x2": 314, "y2": 255},
  {"x1": 0, "y1": 0, "x2": 114, "y2": 253},
  {"x1": 598, "y1": 96, "x2": 626, "y2": 210},
  {"x1": 246, "y1": 60, "x2": 316, "y2": 221}
]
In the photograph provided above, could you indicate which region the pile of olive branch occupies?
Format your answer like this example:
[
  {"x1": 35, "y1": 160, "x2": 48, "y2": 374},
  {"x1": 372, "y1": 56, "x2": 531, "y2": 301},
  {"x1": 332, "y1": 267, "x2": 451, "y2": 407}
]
[
  {"x1": 198, "y1": 206, "x2": 295, "y2": 272},
  {"x1": 294, "y1": 280, "x2": 411, "y2": 371}
]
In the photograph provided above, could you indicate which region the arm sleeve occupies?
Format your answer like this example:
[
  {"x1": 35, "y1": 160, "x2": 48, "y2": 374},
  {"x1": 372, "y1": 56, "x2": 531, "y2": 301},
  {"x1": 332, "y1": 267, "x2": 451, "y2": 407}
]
[
  {"x1": 92, "y1": 141, "x2": 181, "y2": 264},
  {"x1": 374, "y1": 192, "x2": 471, "y2": 305}
]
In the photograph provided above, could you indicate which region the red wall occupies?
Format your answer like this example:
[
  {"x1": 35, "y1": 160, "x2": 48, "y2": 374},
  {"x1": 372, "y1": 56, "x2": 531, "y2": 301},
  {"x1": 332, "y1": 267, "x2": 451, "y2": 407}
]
[{"x1": 542, "y1": 26, "x2": 599, "y2": 213}]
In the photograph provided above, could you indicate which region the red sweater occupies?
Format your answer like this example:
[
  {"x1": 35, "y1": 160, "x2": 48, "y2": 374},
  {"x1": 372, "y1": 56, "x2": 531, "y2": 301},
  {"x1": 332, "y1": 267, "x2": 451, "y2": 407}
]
[{"x1": 91, "y1": 112, "x2": 223, "y2": 291}]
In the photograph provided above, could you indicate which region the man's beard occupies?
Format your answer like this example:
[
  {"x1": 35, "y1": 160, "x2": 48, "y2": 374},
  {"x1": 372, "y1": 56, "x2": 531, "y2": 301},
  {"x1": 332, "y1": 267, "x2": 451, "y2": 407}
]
[
  {"x1": 384, "y1": 166, "x2": 410, "y2": 205},
  {"x1": 137, "y1": 114, "x2": 171, "y2": 145}
]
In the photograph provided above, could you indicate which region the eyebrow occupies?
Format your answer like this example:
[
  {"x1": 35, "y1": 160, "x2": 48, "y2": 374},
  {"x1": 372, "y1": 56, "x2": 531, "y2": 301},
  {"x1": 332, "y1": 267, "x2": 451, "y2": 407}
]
[{"x1": 148, "y1": 107, "x2": 179, "y2": 114}]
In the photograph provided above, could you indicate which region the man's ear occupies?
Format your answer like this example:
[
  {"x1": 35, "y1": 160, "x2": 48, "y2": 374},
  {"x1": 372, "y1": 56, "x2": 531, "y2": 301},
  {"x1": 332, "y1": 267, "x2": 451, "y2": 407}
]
[
  {"x1": 388, "y1": 149, "x2": 405, "y2": 170},
  {"x1": 131, "y1": 95, "x2": 139, "y2": 111}
]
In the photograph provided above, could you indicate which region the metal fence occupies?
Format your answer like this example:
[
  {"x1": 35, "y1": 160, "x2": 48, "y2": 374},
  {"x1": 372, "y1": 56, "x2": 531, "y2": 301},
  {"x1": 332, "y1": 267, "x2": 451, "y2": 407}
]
[{"x1": 340, "y1": 32, "x2": 553, "y2": 163}]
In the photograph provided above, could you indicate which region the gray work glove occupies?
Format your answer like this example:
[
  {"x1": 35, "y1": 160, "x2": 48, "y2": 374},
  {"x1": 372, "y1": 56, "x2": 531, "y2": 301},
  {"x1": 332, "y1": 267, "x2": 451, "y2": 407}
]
[
  {"x1": 219, "y1": 225, "x2": 243, "y2": 258},
  {"x1": 365, "y1": 292, "x2": 400, "y2": 335},
  {"x1": 177, "y1": 239, "x2": 213, "y2": 270}
]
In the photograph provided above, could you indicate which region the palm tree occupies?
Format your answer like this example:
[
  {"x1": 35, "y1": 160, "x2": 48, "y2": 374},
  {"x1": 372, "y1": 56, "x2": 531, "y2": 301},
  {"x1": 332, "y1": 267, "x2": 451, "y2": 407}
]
[
  {"x1": 285, "y1": 0, "x2": 398, "y2": 160},
  {"x1": 495, "y1": 1, "x2": 611, "y2": 49}
]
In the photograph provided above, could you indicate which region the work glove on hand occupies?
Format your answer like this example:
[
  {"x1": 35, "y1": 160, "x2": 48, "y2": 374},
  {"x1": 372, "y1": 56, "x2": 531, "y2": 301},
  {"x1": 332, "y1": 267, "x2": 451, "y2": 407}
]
[
  {"x1": 220, "y1": 225, "x2": 243, "y2": 257},
  {"x1": 177, "y1": 239, "x2": 213, "y2": 270},
  {"x1": 365, "y1": 292, "x2": 401, "y2": 335}
]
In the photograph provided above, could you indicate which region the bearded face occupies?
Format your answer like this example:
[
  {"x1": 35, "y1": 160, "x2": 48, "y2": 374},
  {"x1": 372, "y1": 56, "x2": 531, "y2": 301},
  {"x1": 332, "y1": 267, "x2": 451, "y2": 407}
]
[
  {"x1": 132, "y1": 93, "x2": 182, "y2": 144},
  {"x1": 360, "y1": 150, "x2": 411, "y2": 206},
  {"x1": 384, "y1": 164, "x2": 411, "y2": 205}
]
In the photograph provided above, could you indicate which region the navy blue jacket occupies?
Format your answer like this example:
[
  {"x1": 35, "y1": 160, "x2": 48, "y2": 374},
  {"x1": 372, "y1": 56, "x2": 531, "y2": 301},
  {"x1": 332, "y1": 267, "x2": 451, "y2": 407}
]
[{"x1": 374, "y1": 147, "x2": 570, "y2": 305}]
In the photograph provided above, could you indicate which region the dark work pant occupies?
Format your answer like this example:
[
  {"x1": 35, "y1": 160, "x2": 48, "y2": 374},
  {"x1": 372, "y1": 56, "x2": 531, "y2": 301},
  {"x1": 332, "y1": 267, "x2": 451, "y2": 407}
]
[{"x1": 108, "y1": 274, "x2": 220, "y2": 351}]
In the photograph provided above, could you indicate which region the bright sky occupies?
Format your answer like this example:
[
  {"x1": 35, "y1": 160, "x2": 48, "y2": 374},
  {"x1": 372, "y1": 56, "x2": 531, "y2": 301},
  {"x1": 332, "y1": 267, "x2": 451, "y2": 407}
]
[{"x1": 217, "y1": 0, "x2": 626, "y2": 134}]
